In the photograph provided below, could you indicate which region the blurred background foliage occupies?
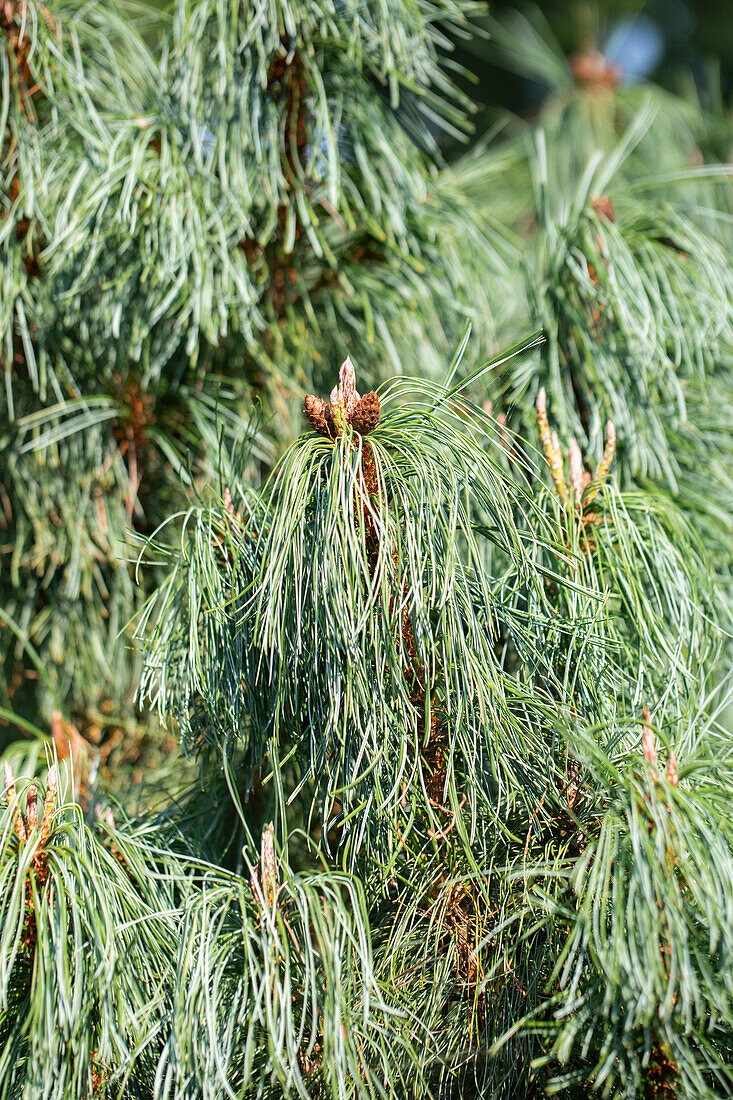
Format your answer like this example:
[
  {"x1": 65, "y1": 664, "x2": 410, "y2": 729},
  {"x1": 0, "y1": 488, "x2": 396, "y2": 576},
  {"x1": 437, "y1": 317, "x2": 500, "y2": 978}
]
[{"x1": 450, "y1": 0, "x2": 733, "y2": 148}]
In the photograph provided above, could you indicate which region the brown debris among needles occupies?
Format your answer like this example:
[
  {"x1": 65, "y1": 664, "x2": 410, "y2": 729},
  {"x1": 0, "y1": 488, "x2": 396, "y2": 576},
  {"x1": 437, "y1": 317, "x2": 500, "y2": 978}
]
[
  {"x1": 439, "y1": 883, "x2": 483, "y2": 1006},
  {"x1": 110, "y1": 373, "x2": 156, "y2": 523},
  {"x1": 0, "y1": 3, "x2": 52, "y2": 383},
  {"x1": 565, "y1": 755, "x2": 581, "y2": 810},
  {"x1": 239, "y1": 36, "x2": 311, "y2": 317},
  {"x1": 76, "y1": 1048, "x2": 112, "y2": 1099},
  {"x1": 298, "y1": 1040, "x2": 322, "y2": 1081},
  {"x1": 266, "y1": 36, "x2": 309, "y2": 189},
  {"x1": 88, "y1": 1054, "x2": 109, "y2": 1098},
  {"x1": 644, "y1": 1046, "x2": 678, "y2": 1100},
  {"x1": 1, "y1": 4, "x2": 53, "y2": 274},
  {"x1": 1, "y1": 2, "x2": 56, "y2": 108}
]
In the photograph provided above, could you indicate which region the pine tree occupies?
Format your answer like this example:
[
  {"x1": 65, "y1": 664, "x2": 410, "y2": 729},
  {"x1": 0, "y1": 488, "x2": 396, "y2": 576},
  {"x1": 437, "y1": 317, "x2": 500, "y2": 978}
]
[
  {"x1": 1, "y1": 0, "x2": 497, "y2": 747},
  {"x1": 454, "y1": 8, "x2": 733, "y2": 599},
  {"x1": 2, "y1": 3, "x2": 733, "y2": 1098}
]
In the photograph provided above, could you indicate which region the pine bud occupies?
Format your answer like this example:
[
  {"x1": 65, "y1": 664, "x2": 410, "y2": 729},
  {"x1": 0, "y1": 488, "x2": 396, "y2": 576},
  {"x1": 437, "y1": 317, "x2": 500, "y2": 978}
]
[
  {"x1": 598, "y1": 420, "x2": 616, "y2": 477},
  {"x1": 549, "y1": 431, "x2": 568, "y2": 502},
  {"x1": 261, "y1": 822, "x2": 278, "y2": 909},
  {"x1": 666, "y1": 749, "x2": 679, "y2": 787},
  {"x1": 304, "y1": 394, "x2": 329, "y2": 436},
  {"x1": 569, "y1": 49, "x2": 620, "y2": 91},
  {"x1": 536, "y1": 389, "x2": 568, "y2": 502},
  {"x1": 39, "y1": 764, "x2": 57, "y2": 850},
  {"x1": 642, "y1": 705, "x2": 658, "y2": 776},
  {"x1": 585, "y1": 420, "x2": 616, "y2": 504},
  {"x1": 330, "y1": 385, "x2": 347, "y2": 435},
  {"x1": 301, "y1": 391, "x2": 330, "y2": 433},
  {"x1": 338, "y1": 356, "x2": 360, "y2": 417},
  {"x1": 592, "y1": 195, "x2": 615, "y2": 223},
  {"x1": 350, "y1": 391, "x2": 381, "y2": 436},
  {"x1": 306, "y1": 356, "x2": 372, "y2": 440},
  {"x1": 568, "y1": 438, "x2": 584, "y2": 510},
  {"x1": 25, "y1": 784, "x2": 38, "y2": 831}
]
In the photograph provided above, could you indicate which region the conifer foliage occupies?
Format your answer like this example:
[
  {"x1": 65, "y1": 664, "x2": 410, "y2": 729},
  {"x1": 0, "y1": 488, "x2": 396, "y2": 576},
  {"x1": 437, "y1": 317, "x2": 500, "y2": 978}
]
[
  {"x1": 1, "y1": 0, "x2": 495, "y2": 737},
  {"x1": 1, "y1": 3, "x2": 733, "y2": 1098}
]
